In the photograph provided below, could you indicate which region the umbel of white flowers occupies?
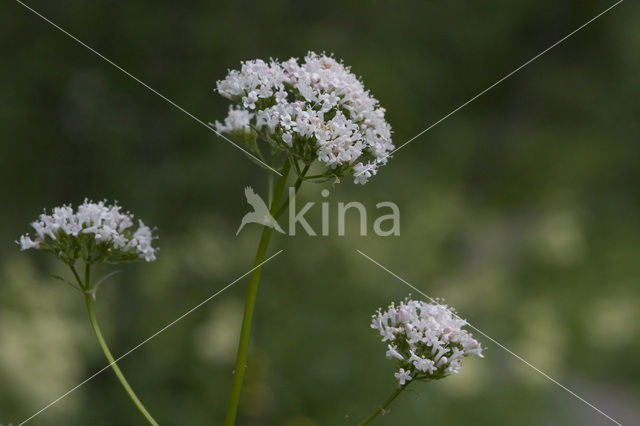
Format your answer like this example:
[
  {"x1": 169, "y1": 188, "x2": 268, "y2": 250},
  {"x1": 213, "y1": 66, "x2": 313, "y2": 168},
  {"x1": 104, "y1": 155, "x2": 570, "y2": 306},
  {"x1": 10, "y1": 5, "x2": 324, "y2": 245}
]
[
  {"x1": 371, "y1": 298, "x2": 483, "y2": 386},
  {"x1": 17, "y1": 199, "x2": 157, "y2": 264},
  {"x1": 215, "y1": 52, "x2": 394, "y2": 184}
]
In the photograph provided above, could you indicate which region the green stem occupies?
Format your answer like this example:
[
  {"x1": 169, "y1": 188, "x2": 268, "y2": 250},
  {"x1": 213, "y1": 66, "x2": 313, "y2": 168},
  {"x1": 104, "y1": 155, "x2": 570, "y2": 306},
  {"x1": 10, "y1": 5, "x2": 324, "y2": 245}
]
[
  {"x1": 78, "y1": 264, "x2": 159, "y2": 425},
  {"x1": 85, "y1": 295, "x2": 159, "y2": 425},
  {"x1": 267, "y1": 170, "x2": 274, "y2": 207},
  {"x1": 223, "y1": 160, "x2": 291, "y2": 426},
  {"x1": 85, "y1": 263, "x2": 91, "y2": 291},
  {"x1": 70, "y1": 264, "x2": 83, "y2": 289},
  {"x1": 274, "y1": 162, "x2": 310, "y2": 220},
  {"x1": 357, "y1": 383, "x2": 410, "y2": 426}
]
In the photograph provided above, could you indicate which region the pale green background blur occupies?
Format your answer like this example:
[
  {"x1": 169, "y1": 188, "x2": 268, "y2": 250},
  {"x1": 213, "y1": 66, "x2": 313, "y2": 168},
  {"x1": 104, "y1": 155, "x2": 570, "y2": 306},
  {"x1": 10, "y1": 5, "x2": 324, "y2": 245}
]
[{"x1": 1, "y1": 1, "x2": 639, "y2": 425}]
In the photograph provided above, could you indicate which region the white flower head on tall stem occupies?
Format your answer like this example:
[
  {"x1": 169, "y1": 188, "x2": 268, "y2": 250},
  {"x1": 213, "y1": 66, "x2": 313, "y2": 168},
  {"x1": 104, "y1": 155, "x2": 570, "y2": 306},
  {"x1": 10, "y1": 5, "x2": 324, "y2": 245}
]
[
  {"x1": 215, "y1": 52, "x2": 394, "y2": 184},
  {"x1": 17, "y1": 199, "x2": 158, "y2": 265},
  {"x1": 371, "y1": 298, "x2": 484, "y2": 386},
  {"x1": 16, "y1": 199, "x2": 160, "y2": 424}
]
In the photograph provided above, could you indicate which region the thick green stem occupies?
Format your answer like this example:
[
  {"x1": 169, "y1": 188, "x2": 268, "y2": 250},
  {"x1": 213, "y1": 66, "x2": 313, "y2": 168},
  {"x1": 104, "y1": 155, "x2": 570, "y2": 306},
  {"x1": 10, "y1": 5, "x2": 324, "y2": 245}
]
[
  {"x1": 223, "y1": 161, "x2": 291, "y2": 426},
  {"x1": 357, "y1": 383, "x2": 409, "y2": 426}
]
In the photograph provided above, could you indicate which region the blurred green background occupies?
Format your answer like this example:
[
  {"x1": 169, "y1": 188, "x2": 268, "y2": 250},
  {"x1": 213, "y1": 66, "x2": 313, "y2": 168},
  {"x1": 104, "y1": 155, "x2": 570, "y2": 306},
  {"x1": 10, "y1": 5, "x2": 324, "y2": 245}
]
[{"x1": 1, "y1": 0, "x2": 639, "y2": 425}]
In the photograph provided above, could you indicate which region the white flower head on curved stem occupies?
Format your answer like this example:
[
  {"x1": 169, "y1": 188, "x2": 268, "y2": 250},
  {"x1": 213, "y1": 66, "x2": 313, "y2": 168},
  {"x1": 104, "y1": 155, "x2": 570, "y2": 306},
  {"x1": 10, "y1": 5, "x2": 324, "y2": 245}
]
[{"x1": 215, "y1": 52, "x2": 394, "y2": 184}]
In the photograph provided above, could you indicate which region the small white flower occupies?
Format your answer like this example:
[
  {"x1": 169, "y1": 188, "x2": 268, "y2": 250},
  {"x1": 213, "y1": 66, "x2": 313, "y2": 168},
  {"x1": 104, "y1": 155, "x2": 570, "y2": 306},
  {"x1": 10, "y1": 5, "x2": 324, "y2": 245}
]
[
  {"x1": 386, "y1": 344, "x2": 404, "y2": 361},
  {"x1": 371, "y1": 298, "x2": 483, "y2": 385},
  {"x1": 353, "y1": 162, "x2": 377, "y2": 185},
  {"x1": 17, "y1": 234, "x2": 39, "y2": 250},
  {"x1": 275, "y1": 90, "x2": 288, "y2": 104},
  {"x1": 214, "y1": 107, "x2": 253, "y2": 134},
  {"x1": 409, "y1": 350, "x2": 435, "y2": 373},
  {"x1": 281, "y1": 132, "x2": 293, "y2": 147},
  {"x1": 394, "y1": 368, "x2": 412, "y2": 385}
]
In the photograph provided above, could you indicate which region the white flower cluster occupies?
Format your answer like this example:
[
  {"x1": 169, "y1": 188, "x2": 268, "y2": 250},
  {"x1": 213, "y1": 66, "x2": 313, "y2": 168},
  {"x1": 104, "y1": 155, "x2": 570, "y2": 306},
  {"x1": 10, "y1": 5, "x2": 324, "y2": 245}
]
[
  {"x1": 371, "y1": 298, "x2": 483, "y2": 386},
  {"x1": 18, "y1": 200, "x2": 157, "y2": 263},
  {"x1": 215, "y1": 52, "x2": 393, "y2": 184}
]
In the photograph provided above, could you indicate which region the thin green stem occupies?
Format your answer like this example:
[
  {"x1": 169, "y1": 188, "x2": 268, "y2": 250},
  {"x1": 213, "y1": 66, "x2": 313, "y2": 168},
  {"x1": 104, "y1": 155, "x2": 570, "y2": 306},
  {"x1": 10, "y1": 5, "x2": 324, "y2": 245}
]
[
  {"x1": 223, "y1": 160, "x2": 292, "y2": 426},
  {"x1": 274, "y1": 162, "x2": 310, "y2": 220},
  {"x1": 357, "y1": 383, "x2": 410, "y2": 426},
  {"x1": 85, "y1": 263, "x2": 91, "y2": 290},
  {"x1": 69, "y1": 264, "x2": 84, "y2": 290},
  {"x1": 74, "y1": 264, "x2": 159, "y2": 425},
  {"x1": 290, "y1": 156, "x2": 302, "y2": 177},
  {"x1": 267, "y1": 170, "x2": 274, "y2": 206}
]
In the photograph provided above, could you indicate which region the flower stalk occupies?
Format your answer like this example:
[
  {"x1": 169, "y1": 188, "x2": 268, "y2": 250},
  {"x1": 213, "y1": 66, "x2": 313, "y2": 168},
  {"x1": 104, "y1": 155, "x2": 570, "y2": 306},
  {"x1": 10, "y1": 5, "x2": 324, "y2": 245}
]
[
  {"x1": 215, "y1": 52, "x2": 395, "y2": 424},
  {"x1": 223, "y1": 160, "x2": 292, "y2": 426},
  {"x1": 77, "y1": 264, "x2": 159, "y2": 426},
  {"x1": 357, "y1": 383, "x2": 410, "y2": 426},
  {"x1": 17, "y1": 200, "x2": 160, "y2": 425}
]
